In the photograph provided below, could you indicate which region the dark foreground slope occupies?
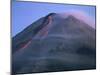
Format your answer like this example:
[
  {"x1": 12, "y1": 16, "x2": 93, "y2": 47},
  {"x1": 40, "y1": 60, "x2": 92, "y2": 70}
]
[{"x1": 12, "y1": 13, "x2": 96, "y2": 74}]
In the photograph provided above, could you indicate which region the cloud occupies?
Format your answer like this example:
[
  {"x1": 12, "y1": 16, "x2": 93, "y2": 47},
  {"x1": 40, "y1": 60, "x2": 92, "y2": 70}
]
[{"x1": 58, "y1": 10, "x2": 95, "y2": 28}]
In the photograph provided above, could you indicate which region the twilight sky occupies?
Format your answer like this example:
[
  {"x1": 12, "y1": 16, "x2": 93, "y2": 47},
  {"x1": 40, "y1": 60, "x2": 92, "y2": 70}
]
[{"x1": 12, "y1": 1, "x2": 96, "y2": 37}]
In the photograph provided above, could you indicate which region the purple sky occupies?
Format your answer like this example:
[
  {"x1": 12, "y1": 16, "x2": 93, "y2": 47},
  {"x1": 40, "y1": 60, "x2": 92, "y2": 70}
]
[{"x1": 12, "y1": 1, "x2": 96, "y2": 37}]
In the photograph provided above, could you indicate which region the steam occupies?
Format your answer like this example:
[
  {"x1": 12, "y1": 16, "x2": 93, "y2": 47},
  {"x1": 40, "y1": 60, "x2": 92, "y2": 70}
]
[{"x1": 58, "y1": 10, "x2": 95, "y2": 28}]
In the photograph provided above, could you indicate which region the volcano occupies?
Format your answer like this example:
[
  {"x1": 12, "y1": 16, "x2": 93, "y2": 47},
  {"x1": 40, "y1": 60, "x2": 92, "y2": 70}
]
[{"x1": 12, "y1": 13, "x2": 96, "y2": 74}]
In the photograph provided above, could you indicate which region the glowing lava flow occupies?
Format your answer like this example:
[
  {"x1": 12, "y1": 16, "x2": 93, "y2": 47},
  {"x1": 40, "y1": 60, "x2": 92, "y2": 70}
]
[
  {"x1": 34, "y1": 16, "x2": 53, "y2": 39},
  {"x1": 19, "y1": 16, "x2": 53, "y2": 50},
  {"x1": 21, "y1": 40, "x2": 32, "y2": 49}
]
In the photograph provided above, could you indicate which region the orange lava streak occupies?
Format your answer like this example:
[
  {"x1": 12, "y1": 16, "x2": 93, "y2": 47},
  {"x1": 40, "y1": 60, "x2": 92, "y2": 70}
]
[
  {"x1": 34, "y1": 16, "x2": 52, "y2": 39},
  {"x1": 20, "y1": 40, "x2": 32, "y2": 50}
]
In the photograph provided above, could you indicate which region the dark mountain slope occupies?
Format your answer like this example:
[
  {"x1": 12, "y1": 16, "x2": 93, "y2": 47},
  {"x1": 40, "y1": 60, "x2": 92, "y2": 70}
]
[
  {"x1": 12, "y1": 13, "x2": 56, "y2": 53},
  {"x1": 12, "y1": 13, "x2": 96, "y2": 74}
]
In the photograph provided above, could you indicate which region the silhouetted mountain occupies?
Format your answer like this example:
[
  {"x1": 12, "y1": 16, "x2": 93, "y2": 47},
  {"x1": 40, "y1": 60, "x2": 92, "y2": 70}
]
[{"x1": 12, "y1": 13, "x2": 96, "y2": 74}]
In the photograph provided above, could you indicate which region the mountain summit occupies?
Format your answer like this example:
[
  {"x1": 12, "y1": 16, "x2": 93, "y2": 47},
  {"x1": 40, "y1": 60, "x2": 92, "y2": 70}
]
[{"x1": 12, "y1": 13, "x2": 96, "y2": 74}]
